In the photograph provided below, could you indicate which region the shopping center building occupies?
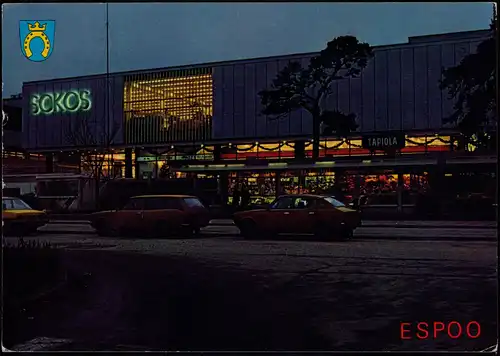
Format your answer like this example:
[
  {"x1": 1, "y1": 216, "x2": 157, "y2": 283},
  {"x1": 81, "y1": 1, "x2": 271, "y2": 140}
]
[{"x1": 15, "y1": 29, "x2": 497, "y2": 209}]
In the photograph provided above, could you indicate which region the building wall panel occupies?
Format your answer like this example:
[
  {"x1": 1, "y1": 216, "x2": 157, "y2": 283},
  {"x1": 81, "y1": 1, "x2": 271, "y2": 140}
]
[
  {"x1": 277, "y1": 59, "x2": 291, "y2": 137},
  {"x1": 212, "y1": 67, "x2": 224, "y2": 138},
  {"x1": 299, "y1": 56, "x2": 314, "y2": 136},
  {"x1": 349, "y1": 74, "x2": 362, "y2": 133},
  {"x1": 23, "y1": 31, "x2": 489, "y2": 147},
  {"x1": 222, "y1": 66, "x2": 235, "y2": 138},
  {"x1": 22, "y1": 75, "x2": 124, "y2": 150},
  {"x1": 427, "y1": 45, "x2": 443, "y2": 129},
  {"x1": 254, "y1": 62, "x2": 268, "y2": 137},
  {"x1": 244, "y1": 64, "x2": 257, "y2": 137},
  {"x1": 374, "y1": 50, "x2": 389, "y2": 131},
  {"x1": 360, "y1": 54, "x2": 376, "y2": 132},
  {"x1": 400, "y1": 48, "x2": 416, "y2": 130},
  {"x1": 265, "y1": 60, "x2": 279, "y2": 138},
  {"x1": 233, "y1": 64, "x2": 246, "y2": 138},
  {"x1": 387, "y1": 49, "x2": 402, "y2": 130},
  {"x1": 440, "y1": 43, "x2": 456, "y2": 121},
  {"x1": 413, "y1": 46, "x2": 429, "y2": 129}
]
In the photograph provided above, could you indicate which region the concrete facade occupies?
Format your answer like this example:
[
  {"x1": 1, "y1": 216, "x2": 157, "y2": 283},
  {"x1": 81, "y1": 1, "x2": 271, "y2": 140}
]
[{"x1": 21, "y1": 29, "x2": 490, "y2": 151}]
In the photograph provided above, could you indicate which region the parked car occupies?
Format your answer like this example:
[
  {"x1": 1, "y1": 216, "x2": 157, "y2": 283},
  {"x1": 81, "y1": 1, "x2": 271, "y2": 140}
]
[
  {"x1": 2, "y1": 196, "x2": 49, "y2": 236},
  {"x1": 89, "y1": 195, "x2": 211, "y2": 238},
  {"x1": 233, "y1": 194, "x2": 361, "y2": 240}
]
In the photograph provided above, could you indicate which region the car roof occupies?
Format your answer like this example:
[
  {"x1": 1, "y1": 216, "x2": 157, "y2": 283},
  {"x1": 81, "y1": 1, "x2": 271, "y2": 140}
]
[
  {"x1": 277, "y1": 194, "x2": 328, "y2": 199},
  {"x1": 131, "y1": 194, "x2": 196, "y2": 199},
  {"x1": 2, "y1": 197, "x2": 21, "y2": 200}
]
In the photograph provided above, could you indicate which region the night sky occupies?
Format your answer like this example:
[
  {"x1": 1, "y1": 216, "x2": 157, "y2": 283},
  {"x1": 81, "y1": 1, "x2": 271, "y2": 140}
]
[{"x1": 2, "y1": 2, "x2": 492, "y2": 97}]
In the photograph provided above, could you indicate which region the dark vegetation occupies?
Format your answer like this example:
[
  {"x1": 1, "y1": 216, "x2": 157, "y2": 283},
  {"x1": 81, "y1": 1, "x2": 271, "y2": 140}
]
[
  {"x1": 3, "y1": 239, "x2": 64, "y2": 309},
  {"x1": 259, "y1": 35, "x2": 373, "y2": 160}
]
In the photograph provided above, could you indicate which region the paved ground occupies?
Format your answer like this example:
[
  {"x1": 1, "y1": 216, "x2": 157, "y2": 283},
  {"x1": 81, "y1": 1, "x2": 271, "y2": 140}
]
[
  {"x1": 48, "y1": 219, "x2": 498, "y2": 228},
  {"x1": 38, "y1": 222, "x2": 497, "y2": 241},
  {"x1": 4, "y1": 232, "x2": 497, "y2": 352}
]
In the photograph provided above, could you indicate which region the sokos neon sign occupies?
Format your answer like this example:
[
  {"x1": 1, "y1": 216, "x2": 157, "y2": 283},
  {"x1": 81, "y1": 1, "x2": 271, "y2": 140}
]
[{"x1": 30, "y1": 89, "x2": 92, "y2": 115}]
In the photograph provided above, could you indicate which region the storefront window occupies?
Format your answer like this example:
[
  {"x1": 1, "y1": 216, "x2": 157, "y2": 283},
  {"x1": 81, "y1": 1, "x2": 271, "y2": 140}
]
[
  {"x1": 80, "y1": 150, "x2": 127, "y2": 179},
  {"x1": 228, "y1": 172, "x2": 276, "y2": 205}
]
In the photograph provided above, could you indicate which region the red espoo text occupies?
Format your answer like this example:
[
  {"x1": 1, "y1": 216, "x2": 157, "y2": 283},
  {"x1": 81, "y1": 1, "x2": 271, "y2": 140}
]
[{"x1": 400, "y1": 321, "x2": 481, "y2": 340}]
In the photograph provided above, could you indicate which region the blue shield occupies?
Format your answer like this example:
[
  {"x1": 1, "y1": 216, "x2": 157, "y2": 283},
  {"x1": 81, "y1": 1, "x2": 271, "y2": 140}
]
[{"x1": 19, "y1": 20, "x2": 56, "y2": 62}]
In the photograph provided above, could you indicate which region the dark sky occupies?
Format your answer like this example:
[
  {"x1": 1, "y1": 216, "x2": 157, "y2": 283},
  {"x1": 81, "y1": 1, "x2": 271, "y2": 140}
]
[{"x1": 2, "y1": 2, "x2": 492, "y2": 97}]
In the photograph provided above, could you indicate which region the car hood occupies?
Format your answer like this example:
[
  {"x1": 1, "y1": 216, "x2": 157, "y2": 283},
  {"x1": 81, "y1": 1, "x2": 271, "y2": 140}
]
[
  {"x1": 336, "y1": 207, "x2": 357, "y2": 213},
  {"x1": 91, "y1": 210, "x2": 116, "y2": 216},
  {"x1": 2, "y1": 210, "x2": 47, "y2": 220},
  {"x1": 5, "y1": 209, "x2": 46, "y2": 216}
]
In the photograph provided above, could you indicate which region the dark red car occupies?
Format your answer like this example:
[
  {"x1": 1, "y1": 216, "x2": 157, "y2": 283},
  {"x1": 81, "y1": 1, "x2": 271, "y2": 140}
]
[
  {"x1": 233, "y1": 194, "x2": 361, "y2": 240},
  {"x1": 90, "y1": 195, "x2": 210, "y2": 237}
]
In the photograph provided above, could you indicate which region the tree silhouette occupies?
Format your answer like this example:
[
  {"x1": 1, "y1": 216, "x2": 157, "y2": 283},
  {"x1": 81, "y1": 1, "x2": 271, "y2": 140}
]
[
  {"x1": 259, "y1": 35, "x2": 373, "y2": 160},
  {"x1": 440, "y1": 7, "x2": 497, "y2": 150},
  {"x1": 65, "y1": 114, "x2": 120, "y2": 208}
]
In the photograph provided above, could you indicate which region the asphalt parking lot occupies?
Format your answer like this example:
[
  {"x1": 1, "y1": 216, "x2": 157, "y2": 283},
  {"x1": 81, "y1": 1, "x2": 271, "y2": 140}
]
[
  {"x1": 4, "y1": 230, "x2": 497, "y2": 352},
  {"x1": 37, "y1": 220, "x2": 498, "y2": 241}
]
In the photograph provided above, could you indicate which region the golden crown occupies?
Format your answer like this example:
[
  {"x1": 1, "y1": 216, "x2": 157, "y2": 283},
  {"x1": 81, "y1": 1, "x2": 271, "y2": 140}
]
[{"x1": 28, "y1": 21, "x2": 46, "y2": 31}]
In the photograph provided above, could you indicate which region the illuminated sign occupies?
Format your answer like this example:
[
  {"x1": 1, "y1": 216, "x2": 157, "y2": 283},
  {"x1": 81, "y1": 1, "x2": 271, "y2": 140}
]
[
  {"x1": 30, "y1": 89, "x2": 92, "y2": 116},
  {"x1": 362, "y1": 132, "x2": 406, "y2": 150},
  {"x1": 137, "y1": 154, "x2": 214, "y2": 162}
]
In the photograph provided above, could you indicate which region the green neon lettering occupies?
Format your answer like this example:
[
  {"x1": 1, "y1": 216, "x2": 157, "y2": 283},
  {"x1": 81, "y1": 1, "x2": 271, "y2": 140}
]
[
  {"x1": 30, "y1": 95, "x2": 41, "y2": 116},
  {"x1": 53, "y1": 92, "x2": 66, "y2": 113},
  {"x1": 30, "y1": 89, "x2": 92, "y2": 115},
  {"x1": 80, "y1": 90, "x2": 91, "y2": 111},
  {"x1": 64, "y1": 91, "x2": 79, "y2": 112},
  {"x1": 40, "y1": 94, "x2": 53, "y2": 114}
]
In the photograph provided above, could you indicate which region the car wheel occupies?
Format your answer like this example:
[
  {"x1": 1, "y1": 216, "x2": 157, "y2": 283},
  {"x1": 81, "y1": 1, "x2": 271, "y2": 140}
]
[
  {"x1": 179, "y1": 225, "x2": 196, "y2": 238},
  {"x1": 239, "y1": 219, "x2": 260, "y2": 240},
  {"x1": 95, "y1": 220, "x2": 118, "y2": 237},
  {"x1": 24, "y1": 227, "x2": 39, "y2": 236},
  {"x1": 339, "y1": 224, "x2": 354, "y2": 240}
]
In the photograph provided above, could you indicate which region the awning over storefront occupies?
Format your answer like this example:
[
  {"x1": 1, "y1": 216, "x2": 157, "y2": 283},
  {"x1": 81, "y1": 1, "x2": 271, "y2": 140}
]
[
  {"x1": 171, "y1": 158, "x2": 435, "y2": 172},
  {"x1": 171, "y1": 154, "x2": 497, "y2": 173}
]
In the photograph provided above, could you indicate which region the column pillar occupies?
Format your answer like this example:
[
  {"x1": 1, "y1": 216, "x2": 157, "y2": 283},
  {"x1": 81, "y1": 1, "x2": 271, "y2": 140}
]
[
  {"x1": 190, "y1": 172, "x2": 197, "y2": 195},
  {"x1": 334, "y1": 169, "x2": 345, "y2": 200},
  {"x1": 294, "y1": 141, "x2": 305, "y2": 160},
  {"x1": 275, "y1": 171, "x2": 282, "y2": 196},
  {"x1": 218, "y1": 172, "x2": 229, "y2": 205},
  {"x1": 134, "y1": 147, "x2": 141, "y2": 179},
  {"x1": 124, "y1": 148, "x2": 133, "y2": 178},
  {"x1": 45, "y1": 153, "x2": 54, "y2": 173},
  {"x1": 298, "y1": 170, "x2": 306, "y2": 194},
  {"x1": 354, "y1": 174, "x2": 361, "y2": 201},
  {"x1": 397, "y1": 170, "x2": 404, "y2": 213},
  {"x1": 214, "y1": 144, "x2": 222, "y2": 163}
]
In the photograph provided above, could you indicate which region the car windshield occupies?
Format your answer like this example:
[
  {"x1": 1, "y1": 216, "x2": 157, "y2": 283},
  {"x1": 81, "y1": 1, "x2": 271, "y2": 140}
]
[
  {"x1": 323, "y1": 197, "x2": 346, "y2": 207},
  {"x1": 2, "y1": 198, "x2": 33, "y2": 210},
  {"x1": 184, "y1": 198, "x2": 205, "y2": 208}
]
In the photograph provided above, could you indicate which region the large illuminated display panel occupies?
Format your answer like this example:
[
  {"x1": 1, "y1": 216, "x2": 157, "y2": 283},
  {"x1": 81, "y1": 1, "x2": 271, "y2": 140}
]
[
  {"x1": 22, "y1": 75, "x2": 125, "y2": 150},
  {"x1": 123, "y1": 67, "x2": 213, "y2": 144}
]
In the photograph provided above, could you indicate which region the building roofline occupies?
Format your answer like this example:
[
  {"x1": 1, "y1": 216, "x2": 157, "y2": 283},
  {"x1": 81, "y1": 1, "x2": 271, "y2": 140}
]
[
  {"x1": 22, "y1": 28, "x2": 490, "y2": 86},
  {"x1": 408, "y1": 29, "x2": 491, "y2": 43}
]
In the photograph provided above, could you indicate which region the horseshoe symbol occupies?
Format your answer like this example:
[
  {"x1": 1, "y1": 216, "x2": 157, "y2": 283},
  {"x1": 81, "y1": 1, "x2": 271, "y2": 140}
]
[{"x1": 24, "y1": 31, "x2": 51, "y2": 58}]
